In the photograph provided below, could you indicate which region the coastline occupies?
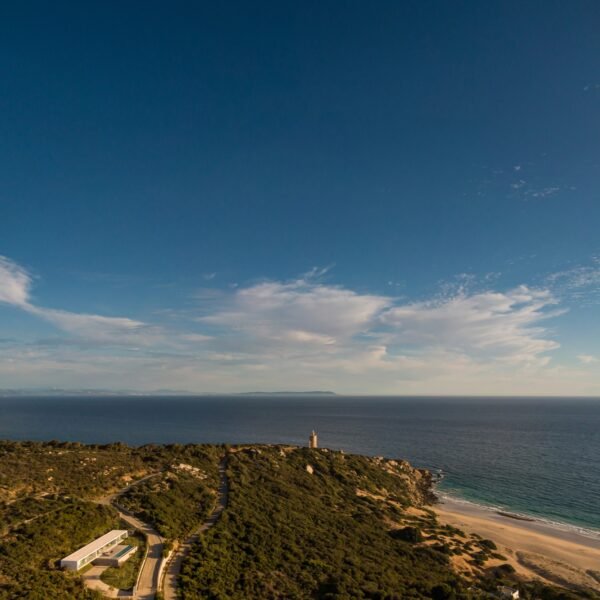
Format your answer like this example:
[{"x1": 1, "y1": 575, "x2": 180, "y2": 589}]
[
  {"x1": 435, "y1": 491, "x2": 600, "y2": 542},
  {"x1": 433, "y1": 494, "x2": 600, "y2": 591}
]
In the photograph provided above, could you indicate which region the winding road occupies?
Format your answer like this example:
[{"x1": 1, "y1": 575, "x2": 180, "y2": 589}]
[
  {"x1": 95, "y1": 473, "x2": 165, "y2": 600},
  {"x1": 85, "y1": 459, "x2": 228, "y2": 600},
  {"x1": 116, "y1": 506, "x2": 164, "y2": 599},
  {"x1": 162, "y1": 456, "x2": 229, "y2": 600}
]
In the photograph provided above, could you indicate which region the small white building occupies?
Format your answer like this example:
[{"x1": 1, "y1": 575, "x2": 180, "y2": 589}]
[
  {"x1": 498, "y1": 586, "x2": 519, "y2": 599},
  {"x1": 60, "y1": 530, "x2": 129, "y2": 571}
]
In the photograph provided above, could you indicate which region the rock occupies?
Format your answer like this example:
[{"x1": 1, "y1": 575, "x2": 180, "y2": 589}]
[{"x1": 306, "y1": 464, "x2": 314, "y2": 475}]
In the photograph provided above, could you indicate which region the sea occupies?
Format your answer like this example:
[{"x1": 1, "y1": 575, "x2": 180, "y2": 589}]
[{"x1": 1, "y1": 395, "x2": 599, "y2": 535}]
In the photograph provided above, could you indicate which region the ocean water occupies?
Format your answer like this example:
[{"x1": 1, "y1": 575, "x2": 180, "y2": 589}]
[{"x1": 1, "y1": 395, "x2": 599, "y2": 533}]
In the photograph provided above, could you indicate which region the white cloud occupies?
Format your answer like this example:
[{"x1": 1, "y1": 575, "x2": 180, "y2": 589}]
[
  {"x1": 0, "y1": 256, "x2": 32, "y2": 306},
  {"x1": 510, "y1": 182, "x2": 560, "y2": 199},
  {"x1": 382, "y1": 286, "x2": 562, "y2": 365},
  {"x1": 549, "y1": 259, "x2": 600, "y2": 288},
  {"x1": 0, "y1": 256, "x2": 150, "y2": 344},
  {"x1": 2, "y1": 255, "x2": 596, "y2": 394},
  {"x1": 201, "y1": 278, "x2": 390, "y2": 346},
  {"x1": 546, "y1": 258, "x2": 600, "y2": 305},
  {"x1": 283, "y1": 330, "x2": 337, "y2": 345},
  {"x1": 577, "y1": 354, "x2": 598, "y2": 365},
  {"x1": 179, "y1": 333, "x2": 214, "y2": 343},
  {"x1": 197, "y1": 278, "x2": 563, "y2": 379},
  {"x1": 26, "y1": 306, "x2": 146, "y2": 342},
  {"x1": 529, "y1": 186, "x2": 560, "y2": 199}
]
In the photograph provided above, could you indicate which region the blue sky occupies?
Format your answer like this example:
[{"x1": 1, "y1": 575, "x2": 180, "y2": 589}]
[{"x1": 1, "y1": 2, "x2": 599, "y2": 394}]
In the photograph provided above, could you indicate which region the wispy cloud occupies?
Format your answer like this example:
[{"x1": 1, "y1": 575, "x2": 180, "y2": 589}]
[
  {"x1": 577, "y1": 354, "x2": 598, "y2": 364},
  {"x1": 0, "y1": 255, "x2": 150, "y2": 344},
  {"x1": 509, "y1": 180, "x2": 561, "y2": 200},
  {"x1": 527, "y1": 186, "x2": 560, "y2": 199},
  {"x1": 195, "y1": 274, "x2": 562, "y2": 375},
  {"x1": 0, "y1": 256, "x2": 32, "y2": 306},
  {"x1": 475, "y1": 161, "x2": 567, "y2": 203},
  {"x1": 1, "y1": 255, "x2": 593, "y2": 394},
  {"x1": 27, "y1": 306, "x2": 147, "y2": 343},
  {"x1": 382, "y1": 286, "x2": 562, "y2": 365},
  {"x1": 546, "y1": 257, "x2": 600, "y2": 305}
]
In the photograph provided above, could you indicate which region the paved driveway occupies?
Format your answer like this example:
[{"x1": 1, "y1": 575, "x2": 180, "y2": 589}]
[{"x1": 116, "y1": 506, "x2": 164, "y2": 600}]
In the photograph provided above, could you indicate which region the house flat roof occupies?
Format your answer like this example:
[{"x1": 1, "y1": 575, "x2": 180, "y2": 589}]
[{"x1": 61, "y1": 530, "x2": 128, "y2": 563}]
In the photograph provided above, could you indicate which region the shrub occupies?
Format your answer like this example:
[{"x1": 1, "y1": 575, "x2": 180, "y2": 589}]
[{"x1": 391, "y1": 526, "x2": 423, "y2": 543}]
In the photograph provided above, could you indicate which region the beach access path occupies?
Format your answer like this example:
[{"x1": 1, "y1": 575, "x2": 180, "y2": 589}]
[{"x1": 161, "y1": 455, "x2": 229, "y2": 600}]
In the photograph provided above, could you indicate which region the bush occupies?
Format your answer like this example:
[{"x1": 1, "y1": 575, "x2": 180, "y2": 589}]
[
  {"x1": 479, "y1": 538, "x2": 497, "y2": 551},
  {"x1": 431, "y1": 583, "x2": 456, "y2": 600},
  {"x1": 391, "y1": 526, "x2": 423, "y2": 543}
]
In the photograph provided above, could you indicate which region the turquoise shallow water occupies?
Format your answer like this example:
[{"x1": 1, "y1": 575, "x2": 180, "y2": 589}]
[{"x1": 1, "y1": 395, "x2": 599, "y2": 532}]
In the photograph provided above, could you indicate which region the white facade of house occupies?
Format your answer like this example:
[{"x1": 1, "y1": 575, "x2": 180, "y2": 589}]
[{"x1": 60, "y1": 530, "x2": 128, "y2": 571}]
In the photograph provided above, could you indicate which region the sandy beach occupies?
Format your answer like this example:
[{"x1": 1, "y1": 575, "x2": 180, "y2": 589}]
[{"x1": 434, "y1": 496, "x2": 600, "y2": 591}]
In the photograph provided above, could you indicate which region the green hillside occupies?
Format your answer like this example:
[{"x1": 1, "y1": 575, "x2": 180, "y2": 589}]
[{"x1": 0, "y1": 441, "x2": 593, "y2": 600}]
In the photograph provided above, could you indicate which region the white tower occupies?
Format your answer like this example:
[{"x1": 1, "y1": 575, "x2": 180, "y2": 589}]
[{"x1": 309, "y1": 430, "x2": 318, "y2": 449}]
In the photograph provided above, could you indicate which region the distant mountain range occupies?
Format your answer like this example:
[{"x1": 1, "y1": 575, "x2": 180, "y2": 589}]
[{"x1": 0, "y1": 388, "x2": 337, "y2": 397}]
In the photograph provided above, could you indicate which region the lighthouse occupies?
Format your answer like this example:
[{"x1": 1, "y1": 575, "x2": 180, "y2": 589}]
[{"x1": 309, "y1": 430, "x2": 318, "y2": 449}]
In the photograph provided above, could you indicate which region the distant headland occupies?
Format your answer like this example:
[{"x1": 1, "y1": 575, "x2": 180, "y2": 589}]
[
  {"x1": 236, "y1": 390, "x2": 337, "y2": 396},
  {"x1": 0, "y1": 388, "x2": 337, "y2": 397}
]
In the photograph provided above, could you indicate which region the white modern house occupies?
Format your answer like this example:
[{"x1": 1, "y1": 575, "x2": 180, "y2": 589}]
[{"x1": 60, "y1": 530, "x2": 129, "y2": 571}]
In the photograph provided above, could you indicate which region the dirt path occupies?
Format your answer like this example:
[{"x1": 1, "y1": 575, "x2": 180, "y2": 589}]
[{"x1": 161, "y1": 456, "x2": 229, "y2": 600}]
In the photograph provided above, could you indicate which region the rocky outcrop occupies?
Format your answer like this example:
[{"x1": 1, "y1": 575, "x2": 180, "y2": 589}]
[{"x1": 371, "y1": 456, "x2": 436, "y2": 506}]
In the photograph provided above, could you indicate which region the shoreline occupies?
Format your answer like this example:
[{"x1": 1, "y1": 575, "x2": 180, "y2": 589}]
[
  {"x1": 433, "y1": 494, "x2": 600, "y2": 591},
  {"x1": 435, "y1": 491, "x2": 600, "y2": 544}
]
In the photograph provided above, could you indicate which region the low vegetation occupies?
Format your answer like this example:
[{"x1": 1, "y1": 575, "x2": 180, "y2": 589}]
[
  {"x1": 99, "y1": 533, "x2": 145, "y2": 591},
  {"x1": 0, "y1": 441, "x2": 596, "y2": 600},
  {"x1": 0, "y1": 440, "x2": 220, "y2": 599},
  {"x1": 119, "y1": 448, "x2": 220, "y2": 540},
  {"x1": 0, "y1": 499, "x2": 117, "y2": 599},
  {"x1": 180, "y1": 446, "x2": 471, "y2": 599}
]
